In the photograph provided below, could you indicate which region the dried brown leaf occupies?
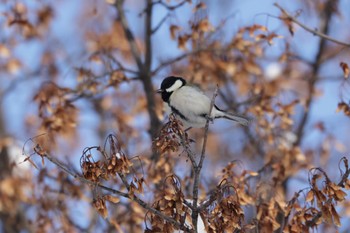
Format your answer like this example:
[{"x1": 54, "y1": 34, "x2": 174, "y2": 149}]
[
  {"x1": 169, "y1": 25, "x2": 180, "y2": 40},
  {"x1": 321, "y1": 205, "x2": 332, "y2": 224},
  {"x1": 105, "y1": 195, "x2": 120, "y2": 204},
  {"x1": 336, "y1": 102, "x2": 350, "y2": 116},
  {"x1": 331, "y1": 204, "x2": 341, "y2": 227},
  {"x1": 306, "y1": 190, "x2": 314, "y2": 203},
  {"x1": 340, "y1": 62, "x2": 349, "y2": 79}
]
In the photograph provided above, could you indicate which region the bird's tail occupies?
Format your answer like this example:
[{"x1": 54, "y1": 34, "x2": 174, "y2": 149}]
[{"x1": 221, "y1": 112, "x2": 250, "y2": 126}]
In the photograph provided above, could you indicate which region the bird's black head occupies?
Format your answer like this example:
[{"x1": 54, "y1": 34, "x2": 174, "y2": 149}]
[{"x1": 157, "y1": 76, "x2": 186, "y2": 103}]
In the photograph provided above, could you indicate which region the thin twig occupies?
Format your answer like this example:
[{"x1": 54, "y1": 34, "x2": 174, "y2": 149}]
[
  {"x1": 274, "y1": 3, "x2": 350, "y2": 47},
  {"x1": 105, "y1": 52, "x2": 139, "y2": 74},
  {"x1": 191, "y1": 85, "x2": 219, "y2": 232},
  {"x1": 154, "y1": 0, "x2": 189, "y2": 11},
  {"x1": 151, "y1": 13, "x2": 170, "y2": 34},
  {"x1": 152, "y1": 48, "x2": 221, "y2": 75},
  {"x1": 152, "y1": 51, "x2": 196, "y2": 75}
]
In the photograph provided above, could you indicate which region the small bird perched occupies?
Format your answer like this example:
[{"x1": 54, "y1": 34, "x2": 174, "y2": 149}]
[{"x1": 157, "y1": 76, "x2": 250, "y2": 129}]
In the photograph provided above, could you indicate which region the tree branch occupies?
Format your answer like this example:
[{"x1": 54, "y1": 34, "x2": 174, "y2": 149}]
[
  {"x1": 274, "y1": 3, "x2": 350, "y2": 47},
  {"x1": 143, "y1": 0, "x2": 162, "y2": 157},
  {"x1": 151, "y1": 13, "x2": 170, "y2": 34},
  {"x1": 274, "y1": 3, "x2": 337, "y2": 231},
  {"x1": 104, "y1": 52, "x2": 139, "y2": 74},
  {"x1": 144, "y1": 0, "x2": 153, "y2": 71},
  {"x1": 114, "y1": 0, "x2": 161, "y2": 152},
  {"x1": 152, "y1": 48, "x2": 213, "y2": 75},
  {"x1": 154, "y1": 0, "x2": 189, "y2": 11},
  {"x1": 191, "y1": 85, "x2": 219, "y2": 232},
  {"x1": 285, "y1": 0, "x2": 336, "y2": 146},
  {"x1": 115, "y1": 0, "x2": 143, "y2": 70}
]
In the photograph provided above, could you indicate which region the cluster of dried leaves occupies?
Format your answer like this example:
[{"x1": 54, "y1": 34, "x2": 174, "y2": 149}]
[
  {"x1": 205, "y1": 183, "x2": 245, "y2": 232},
  {"x1": 145, "y1": 175, "x2": 245, "y2": 233},
  {"x1": 80, "y1": 135, "x2": 146, "y2": 217},
  {"x1": 202, "y1": 143, "x2": 346, "y2": 232},
  {"x1": 33, "y1": 84, "x2": 77, "y2": 140},
  {"x1": 285, "y1": 159, "x2": 350, "y2": 232},
  {"x1": 153, "y1": 114, "x2": 189, "y2": 154},
  {"x1": 4, "y1": 3, "x2": 53, "y2": 39},
  {"x1": 146, "y1": 176, "x2": 191, "y2": 232},
  {"x1": 80, "y1": 137, "x2": 133, "y2": 182}
]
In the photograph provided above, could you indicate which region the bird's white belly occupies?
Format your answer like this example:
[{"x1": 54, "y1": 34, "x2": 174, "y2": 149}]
[{"x1": 169, "y1": 86, "x2": 216, "y2": 128}]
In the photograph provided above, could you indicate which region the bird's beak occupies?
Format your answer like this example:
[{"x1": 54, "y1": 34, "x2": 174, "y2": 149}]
[{"x1": 156, "y1": 89, "x2": 163, "y2": 94}]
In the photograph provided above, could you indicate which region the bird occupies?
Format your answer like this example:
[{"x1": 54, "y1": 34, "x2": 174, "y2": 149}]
[{"x1": 157, "y1": 76, "x2": 250, "y2": 129}]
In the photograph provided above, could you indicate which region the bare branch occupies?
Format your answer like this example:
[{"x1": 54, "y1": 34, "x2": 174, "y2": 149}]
[
  {"x1": 152, "y1": 13, "x2": 170, "y2": 34},
  {"x1": 104, "y1": 52, "x2": 139, "y2": 74},
  {"x1": 274, "y1": 3, "x2": 350, "y2": 47},
  {"x1": 152, "y1": 49, "x2": 210, "y2": 75},
  {"x1": 152, "y1": 47, "x2": 228, "y2": 75}
]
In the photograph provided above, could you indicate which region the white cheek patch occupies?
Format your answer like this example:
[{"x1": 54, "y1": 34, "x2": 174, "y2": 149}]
[{"x1": 166, "y1": 79, "x2": 183, "y2": 92}]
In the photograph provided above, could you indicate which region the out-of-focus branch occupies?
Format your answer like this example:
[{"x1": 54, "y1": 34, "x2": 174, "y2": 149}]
[
  {"x1": 105, "y1": 52, "x2": 139, "y2": 74},
  {"x1": 288, "y1": 0, "x2": 336, "y2": 146},
  {"x1": 115, "y1": 0, "x2": 143, "y2": 70},
  {"x1": 154, "y1": 0, "x2": 189, "y2": 11},
  {"x1": 152, "y1": 49, "x2": 213, "y2": 75},
  {"x1": 274, "y1": 3, "x2": 350, "y2": 47},
  {"x1": 33, "y1": 146, "x2": 188, "y2": 231},
  {"x1": 151, "y1": 13, "x2": 170, "y2": 34},
  {"x1": 145, "y1": 0, "x2": 153, "y2": 71},
  {"x1": 114, "y1": 0, "x2": 161, "y2": 150},
  {"x1": 275, "y1": 2, "x2": 337, "y2": 231},
  {"x1": 143, "y1": 0, "x2": 162, "y2": 152}
]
